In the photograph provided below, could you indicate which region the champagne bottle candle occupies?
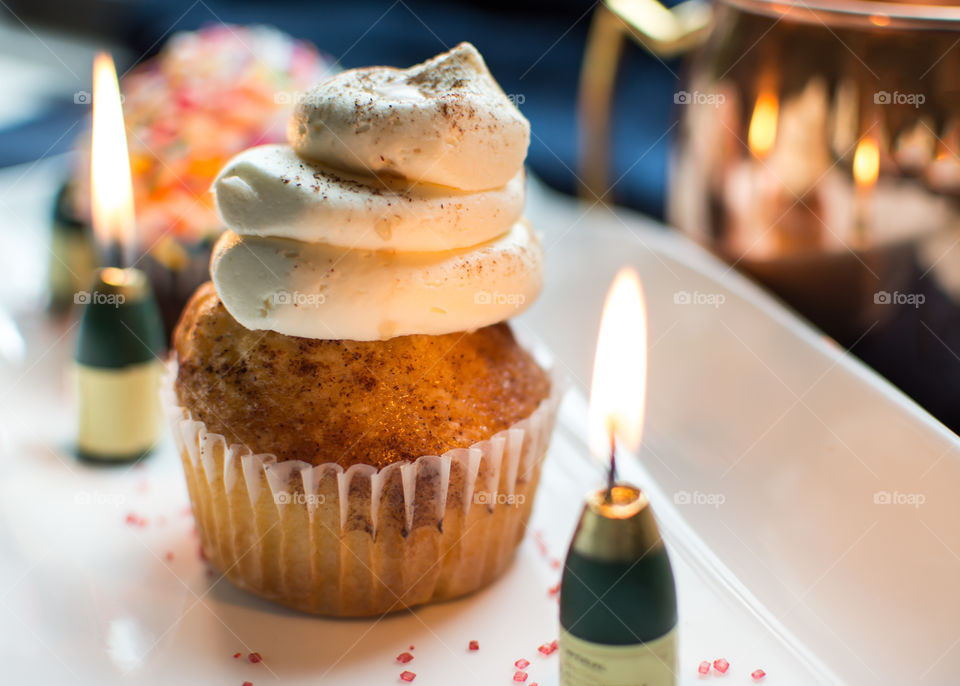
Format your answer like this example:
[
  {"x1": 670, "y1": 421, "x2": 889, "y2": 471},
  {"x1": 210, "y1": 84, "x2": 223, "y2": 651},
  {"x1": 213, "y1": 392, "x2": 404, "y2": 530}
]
[
  {"x1": 559, "y1": 484, "x2": 678, "y2": 686},
  {"x1": 76, "y1": 54, "x2": 167, "y2": 462},
  {"x1": 567, "y1": 266, "x2": 676, "y2": 683}
]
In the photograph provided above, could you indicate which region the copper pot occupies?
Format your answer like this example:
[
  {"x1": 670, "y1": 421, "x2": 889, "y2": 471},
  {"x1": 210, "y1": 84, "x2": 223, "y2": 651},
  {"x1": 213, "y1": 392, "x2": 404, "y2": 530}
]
[{"x1": 580, "y1": 0, "x2": 960, "y2": 428}]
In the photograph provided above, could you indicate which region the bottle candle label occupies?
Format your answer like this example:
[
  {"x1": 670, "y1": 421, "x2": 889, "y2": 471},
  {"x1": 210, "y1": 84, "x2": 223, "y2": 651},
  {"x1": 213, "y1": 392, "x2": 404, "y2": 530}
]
[
  {"x1": 559, "y1": 627, "x2": 677, "y2": 686},
  {"x1": 76, "y1": 360, "x2": 161, "y2": 459}
]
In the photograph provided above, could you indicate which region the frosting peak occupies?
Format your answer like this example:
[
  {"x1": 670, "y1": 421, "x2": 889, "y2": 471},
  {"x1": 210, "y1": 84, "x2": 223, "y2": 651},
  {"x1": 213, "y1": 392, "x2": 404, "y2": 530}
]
[{"x1": 287, "y1": 42, "x2": 529, "y2": 191}]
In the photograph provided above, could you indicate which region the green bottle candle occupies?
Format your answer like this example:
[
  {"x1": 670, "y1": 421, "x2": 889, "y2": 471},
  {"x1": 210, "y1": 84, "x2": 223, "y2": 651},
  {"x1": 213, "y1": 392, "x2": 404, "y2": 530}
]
[
  {"x1": 75, "y1": 267, "x2": 166, "y2": 462},
  {"x1": 559, "y1": 484, "x2": 678, "y2": 686}
]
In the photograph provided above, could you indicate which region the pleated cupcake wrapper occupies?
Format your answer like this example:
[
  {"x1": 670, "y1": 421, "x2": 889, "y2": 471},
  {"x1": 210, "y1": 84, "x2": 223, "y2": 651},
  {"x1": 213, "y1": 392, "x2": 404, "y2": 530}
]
[{"x1": 161, "y1": 360, "x2": 564, "y2": 615}]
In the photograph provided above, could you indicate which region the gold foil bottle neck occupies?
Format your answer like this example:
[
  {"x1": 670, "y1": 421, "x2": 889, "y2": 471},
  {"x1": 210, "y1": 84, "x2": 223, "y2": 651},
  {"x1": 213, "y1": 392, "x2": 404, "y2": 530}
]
[
  {"x1": 571, "y1": 485, "x2": 664, "y2": 562},
  {"x1": 97, "y1": 266, "x2": 150, "y2": 301}
]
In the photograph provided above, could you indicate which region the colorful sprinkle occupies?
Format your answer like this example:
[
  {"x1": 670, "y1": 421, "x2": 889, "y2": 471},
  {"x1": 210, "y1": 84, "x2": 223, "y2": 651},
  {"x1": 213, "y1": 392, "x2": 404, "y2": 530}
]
[
  {"x1": 698, "y1": 661, "x2": 711, "y2": 675},
  {"x1": 515, "y1": 658, "x2": 530, "y2": 669},
  {"x1": 713, "y1": 658, "x2": 729, "y2": 674},
  {"x1": 232, "y1": 652, "x2": 242, "y2": 659},
  {"x1": 751, "y1": 669, "x2": 766, "y2": 680},
  {"x1": 397, "y1": 652, "x2": 413, "y2": 664},
  {"x1": 400, "y1": 671, "x2": 416, "y2": 682},
  {"x1": 248, "y1": 652, "x2": 262, "y2": 664},
  {"x1": 513, "y1": 671, "x2": 528, "y2": 682},
  {"x1": 468, "y1": 640, "x2": 479, "y2": 651}
]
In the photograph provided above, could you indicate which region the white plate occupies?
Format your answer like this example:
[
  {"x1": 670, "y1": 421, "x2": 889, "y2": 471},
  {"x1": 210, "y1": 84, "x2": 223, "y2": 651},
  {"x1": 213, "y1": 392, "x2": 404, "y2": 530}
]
[{"x1": 1, "y1": 167, "x2": 957, "y2": 684}]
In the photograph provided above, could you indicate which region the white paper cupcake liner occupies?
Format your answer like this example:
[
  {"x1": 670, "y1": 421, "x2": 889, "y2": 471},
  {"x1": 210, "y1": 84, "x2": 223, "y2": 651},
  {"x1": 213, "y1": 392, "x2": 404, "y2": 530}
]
[{"x1": 162, "y1": 360, "x2": 564, "y2": 616}]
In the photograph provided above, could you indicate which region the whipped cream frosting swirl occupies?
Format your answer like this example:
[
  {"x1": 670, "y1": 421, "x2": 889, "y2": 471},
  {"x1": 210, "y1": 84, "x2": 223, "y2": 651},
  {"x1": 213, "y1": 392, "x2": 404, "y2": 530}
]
[
  {"x1": 211, "y1": 43, "x2": 542, "y2": 341},
  {"x1": 214, "y1": 145, "x2": 524, "y2": 251}
]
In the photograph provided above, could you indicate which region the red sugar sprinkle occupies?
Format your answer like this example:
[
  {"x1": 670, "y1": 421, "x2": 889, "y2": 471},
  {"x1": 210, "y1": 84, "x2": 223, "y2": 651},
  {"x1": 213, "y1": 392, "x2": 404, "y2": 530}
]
[
  {"x1": 537, "y1": 640, "x2": 558, "y2": 656},
  {"x1": 513, "y1": 671, "x2": 528, "y2": 682},
  {"x1": 248, "y1": 652, "x2": 262, "y2": 664},
  {"x1": 547, "y1": 583, "x2": 561, "y2": 597},
  {"x1": 751, "y1": 669, "x2": 766, "y2": 680},
  {"x1": 533, "y1": 530, "x2": 549, "y2": 556},
  {"x1": 698, "y1": 661, "x2": 711, "y2": 675},
  {"x1": 468, "y1": 640, "x2": 479, "y2": 651},
  {"x1": 400, "y1": 670, "x2": 416, "y2": 682},
  {"x1": 515, "y1": 658, "x2": 530, "y2": 669},
  {"x1": 233, "y1": 653, "x2": 242, "y2": 659},
  {"x1": 713, "y1": 658, "x2": 729, "y2": 674},
  {"x1": 409, "y1": 645, "x2": 415, "y2": 650},
  {"x1": 550, "y1": 559, "x2": 561, "y2": 569},
  {"x1": 397, "y1": 652, "x2": 414, "y2": 664},
  {"x1": 242, "y1": 682, "x2": 253, "y2": 686},
  {"x1": 164, "y1": 551, "x2": 175, "y2": 561},
  {"x1": 124, "y1": 513, "x2": 147, "y2": 527}
]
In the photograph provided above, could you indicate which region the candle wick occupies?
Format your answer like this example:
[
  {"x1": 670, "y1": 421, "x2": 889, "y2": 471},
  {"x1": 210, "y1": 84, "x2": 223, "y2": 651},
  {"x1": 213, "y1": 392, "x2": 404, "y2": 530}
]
[
  {"x1": 607, "y1": 432, "x2": 617, "y2": 501},
  {"x1": 103, "y1": 240, "x2": 124, "y2": 270}
]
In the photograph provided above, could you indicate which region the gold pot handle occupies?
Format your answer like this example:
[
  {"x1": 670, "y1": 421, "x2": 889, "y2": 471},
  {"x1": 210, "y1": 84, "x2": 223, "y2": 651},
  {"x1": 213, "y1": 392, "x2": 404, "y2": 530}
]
[
  {"x1": 608, "y1": 0, "x2": 713, "y2": 58},
  {"x1": 578, "y1": 0, "x2": 713, "y2": 201}
]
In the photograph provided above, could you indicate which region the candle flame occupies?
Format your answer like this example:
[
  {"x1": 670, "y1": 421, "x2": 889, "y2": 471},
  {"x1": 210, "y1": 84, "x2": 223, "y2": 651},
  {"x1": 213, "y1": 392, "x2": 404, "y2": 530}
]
[
  {"x1": 748, "y1": 91, "x2": 779, "y2": 159},
  {"x1": 853, "y1": 137, "x2": 880, "y2": 189},
  {"x1": 588, "y1": 268, "x2": 648, "y2": 463},
  {"x1": 91, "y1": 52, "x2": 136, "y2": 266}
]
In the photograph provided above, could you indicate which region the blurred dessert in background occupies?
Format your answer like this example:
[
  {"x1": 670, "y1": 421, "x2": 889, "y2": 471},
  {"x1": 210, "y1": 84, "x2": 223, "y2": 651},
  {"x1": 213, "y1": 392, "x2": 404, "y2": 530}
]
[{"x1": 55, "y1": 24, "x2": 336, "y2": 333}]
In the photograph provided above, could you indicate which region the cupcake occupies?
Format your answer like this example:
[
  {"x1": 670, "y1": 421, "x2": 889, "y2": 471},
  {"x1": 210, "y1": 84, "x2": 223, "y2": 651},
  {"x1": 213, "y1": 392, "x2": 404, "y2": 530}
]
[{"x1": 166, "y1": 43, "x2": 560, "y2": 616}]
